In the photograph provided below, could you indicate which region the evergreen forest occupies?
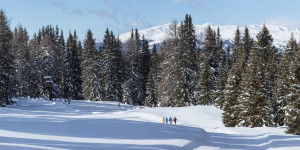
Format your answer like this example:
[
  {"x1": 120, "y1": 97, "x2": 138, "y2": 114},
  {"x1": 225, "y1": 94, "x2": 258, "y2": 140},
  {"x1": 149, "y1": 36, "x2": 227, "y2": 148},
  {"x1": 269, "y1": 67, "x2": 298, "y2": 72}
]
[{"x1": 0, "y1": 10, "x2": 299, "y2": 135}]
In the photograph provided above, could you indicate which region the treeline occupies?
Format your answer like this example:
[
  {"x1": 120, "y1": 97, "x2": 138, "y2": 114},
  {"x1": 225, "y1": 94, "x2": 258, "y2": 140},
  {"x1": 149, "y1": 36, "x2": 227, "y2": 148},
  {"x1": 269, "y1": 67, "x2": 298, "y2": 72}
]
[{"x1": 0, "y1": 10, "x2": 299, "y2": 135}]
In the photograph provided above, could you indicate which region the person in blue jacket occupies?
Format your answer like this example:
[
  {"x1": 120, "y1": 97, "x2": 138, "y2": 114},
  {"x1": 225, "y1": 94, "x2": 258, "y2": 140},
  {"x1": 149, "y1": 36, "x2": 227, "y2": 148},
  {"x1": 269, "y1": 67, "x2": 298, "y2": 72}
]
[
  {"x1": 165, "y1": 117, "x2": 168, "y2": 124},
  {"x1": 169, "y1": 117, "x2": 173, "y2": 124}
]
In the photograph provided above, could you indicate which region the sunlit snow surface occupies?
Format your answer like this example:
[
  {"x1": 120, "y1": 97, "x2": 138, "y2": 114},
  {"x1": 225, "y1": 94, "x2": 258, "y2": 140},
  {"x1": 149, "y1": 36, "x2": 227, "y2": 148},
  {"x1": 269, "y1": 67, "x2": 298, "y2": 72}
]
[{"x1": 0, "y1": 98, "x2": 299, "y2": 150}]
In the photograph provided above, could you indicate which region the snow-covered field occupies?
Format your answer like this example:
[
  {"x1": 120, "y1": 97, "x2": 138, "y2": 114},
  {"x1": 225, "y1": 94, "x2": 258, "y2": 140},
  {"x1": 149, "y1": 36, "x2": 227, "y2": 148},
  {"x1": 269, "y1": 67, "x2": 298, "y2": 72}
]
[{"x1": 0, "y1": 98, "x2": 299, "y2": 150}]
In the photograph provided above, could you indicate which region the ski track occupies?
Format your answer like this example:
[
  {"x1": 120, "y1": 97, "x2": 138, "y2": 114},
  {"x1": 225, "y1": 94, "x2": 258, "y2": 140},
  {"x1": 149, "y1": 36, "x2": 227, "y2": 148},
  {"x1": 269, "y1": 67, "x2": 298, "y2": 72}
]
[{"x1": 0, "y1": 98, "x2": 299, "y2": 150}]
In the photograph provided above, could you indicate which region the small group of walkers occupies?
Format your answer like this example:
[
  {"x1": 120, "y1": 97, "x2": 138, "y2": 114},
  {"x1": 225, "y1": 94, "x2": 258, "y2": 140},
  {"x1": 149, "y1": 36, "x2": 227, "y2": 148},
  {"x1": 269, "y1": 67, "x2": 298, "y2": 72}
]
[{"x1": 162, "y1": 117, "x2": 177, "y2": 124}]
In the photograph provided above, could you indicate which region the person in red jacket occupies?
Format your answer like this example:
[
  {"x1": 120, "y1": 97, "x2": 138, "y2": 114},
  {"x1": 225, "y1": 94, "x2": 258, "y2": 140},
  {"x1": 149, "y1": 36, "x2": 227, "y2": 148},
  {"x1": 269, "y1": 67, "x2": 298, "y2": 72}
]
[{"x1": 173, "y1": 117, "x2": 177, "y2": 124}]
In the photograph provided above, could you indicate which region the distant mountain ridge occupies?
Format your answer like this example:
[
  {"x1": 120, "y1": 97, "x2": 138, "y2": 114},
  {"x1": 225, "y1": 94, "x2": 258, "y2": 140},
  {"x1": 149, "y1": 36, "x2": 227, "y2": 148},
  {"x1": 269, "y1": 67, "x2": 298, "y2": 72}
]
[{"x1": 119, "y1": 23, "x2": 300, "y2": 51}]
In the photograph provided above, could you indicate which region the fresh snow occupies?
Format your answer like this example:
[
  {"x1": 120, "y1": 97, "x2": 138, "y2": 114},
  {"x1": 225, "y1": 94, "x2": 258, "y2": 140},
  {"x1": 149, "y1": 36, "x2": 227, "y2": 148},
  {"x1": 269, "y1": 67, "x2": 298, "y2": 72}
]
[
  {"x1": 119, "y1": 23, "x2": 300, "y2": 51},
  {"x1": 0, "y1": 98, "x2": 299, "y2": 150}
]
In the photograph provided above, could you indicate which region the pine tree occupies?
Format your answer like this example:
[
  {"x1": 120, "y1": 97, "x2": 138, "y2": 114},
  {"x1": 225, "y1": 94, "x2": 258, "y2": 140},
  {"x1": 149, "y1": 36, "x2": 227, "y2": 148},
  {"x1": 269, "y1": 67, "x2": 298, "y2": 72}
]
[
  {"x1": 72, "y1": 31, "x2": 83, "y2": 100},
  {"x1": 175, "y1": 15, "x2": 197, "y2": 106},
  {"x1": 222, "y1": 27, "x2": 245, "y2": 126},
  {"x1": 28, "y1": 33, "x2": 41, "y2": 98},
  {"x1": 232, "y1": 28, "x2": 241, "y2": 64},
  {"x1": 145, "y1": 44, "x2": 159, "y2": 107},
  {"x1": 63, "y1": 32, "x2": 74, "y2": 100},
  {"x1": 196, "y1": 25, "x2": 215, "y2": 105},
  {"x1": 276, "y1": 35, "x2": 297, "y2": 127},
  {"x1": 123, "y1": 29, "x2": 144, "y2": 105},
  {"x1": 0, "y1": 10, "x2": 14, "y2": 105},
  {"x1": 11, "y1": 25, "x2": 30, "y2": 97},
  {"x1": 222, "y1": 58, "x2": 243, "y2": 127},
  {"x1": 140, "y1": 35, "x2": 151, "y2": 104},
  {"x1": 236, "y1": 25, "x2": 279, "y2": 127},
  {"x1": 102, "y1": 29, "x2": 123, "y2": 102},
  {"x1": 215, "y1": 28, "x2": 228, "y2": 108},
  {"x1": 278, "y1": 35, "x2": 300, "y2": 134},
  {"x1": 241, "y1": 27, "x2": 252, "y2": 69},
  {"x1": 63, "y1": 31, "x2": 82, "y2": 100},
  {"x1": 81, "y1": 29, "x2": 104, "y2": 101},
  {"x1": 157, "y1": 21, "x2": 179, "y2": 107},
  {"x1": 256, "y1": 25, "x2": 279, "y2": 127},
  {"x1": 196, "y1": 50, "x2": 213, "y2": 105},
  {"x1": 284, "y1": 46, "x2": 300, "y2": 135},
  {"x1": 157, "y1": 15, "x2": 197, "y2": 107},
  {"x1": 237, "y1": 46, "x2": 262, "y2": 127},
  {"x1": 32, "y1": 25, "x2": 62, "y2": 99},
  {"x1": 56, "y1": 29, "x2": 65, "y2": 97}
]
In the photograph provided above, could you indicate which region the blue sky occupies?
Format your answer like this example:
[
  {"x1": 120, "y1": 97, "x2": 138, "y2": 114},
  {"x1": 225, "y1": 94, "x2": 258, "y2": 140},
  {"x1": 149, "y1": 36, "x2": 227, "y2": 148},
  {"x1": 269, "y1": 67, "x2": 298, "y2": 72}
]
[{"x1": 1, "y1": 0, "x2": 300, "y2": 41}]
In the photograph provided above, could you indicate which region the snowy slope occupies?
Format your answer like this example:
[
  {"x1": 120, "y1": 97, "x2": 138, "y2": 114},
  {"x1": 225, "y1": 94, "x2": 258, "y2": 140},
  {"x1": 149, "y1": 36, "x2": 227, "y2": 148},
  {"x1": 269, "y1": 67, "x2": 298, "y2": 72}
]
[
  {"x1": 0, "y1": 98, "x2": 300, "y2": 150},
  {"x1": 119, "y1": 23, "x2": 300, "y2": 50}
]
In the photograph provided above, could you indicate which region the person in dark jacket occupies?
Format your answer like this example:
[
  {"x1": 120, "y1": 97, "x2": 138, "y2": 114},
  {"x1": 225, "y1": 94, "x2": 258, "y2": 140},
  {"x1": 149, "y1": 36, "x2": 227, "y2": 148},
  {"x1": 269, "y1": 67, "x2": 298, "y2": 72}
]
[
  {"x1": 173, "y1": 117, "x2": 177, "y2": 124},
  {"x1": 169, "y1": 117, "x2": 173, "y2": 124}
]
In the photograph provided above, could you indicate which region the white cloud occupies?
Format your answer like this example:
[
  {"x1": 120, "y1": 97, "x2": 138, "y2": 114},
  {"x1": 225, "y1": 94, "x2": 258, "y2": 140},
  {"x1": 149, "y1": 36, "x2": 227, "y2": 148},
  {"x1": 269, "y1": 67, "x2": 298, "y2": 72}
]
[
  {"x1": 49, "y1": 0, "x2": 84, "y2": 15},
  {"x1": 170, "y1": 0, "x2": 207, "y2": 8},
  {"x1": 265, "y1": 16, "x2": 300, "y2": 29}
]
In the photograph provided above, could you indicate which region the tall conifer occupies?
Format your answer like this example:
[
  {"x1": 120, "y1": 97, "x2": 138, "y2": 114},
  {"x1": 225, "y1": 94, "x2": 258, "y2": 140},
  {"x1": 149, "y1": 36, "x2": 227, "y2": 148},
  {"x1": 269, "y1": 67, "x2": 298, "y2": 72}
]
[
  {"x1": 0, "y1": 10, "x2": 14, "y2": 105},
  {"x1": 82, "y1": 29, "x2": 104, "y2": 101}
]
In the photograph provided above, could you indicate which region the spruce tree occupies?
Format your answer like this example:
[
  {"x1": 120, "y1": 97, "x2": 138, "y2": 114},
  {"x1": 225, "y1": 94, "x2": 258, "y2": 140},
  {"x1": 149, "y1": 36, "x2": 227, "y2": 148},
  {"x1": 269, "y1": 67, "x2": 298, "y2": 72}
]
[
  {"x1": 81, "y1": 29, "x2": 104, "y2": 101},
  {"x1": 222, "y1": 28, "x2": 245, "y2": 126},
  {"x1": 236, "y1": 25, "x2": 279, "y2": 127},
  {"x1": 276, "y1": 35, "x2": 297, "y2": 127},
  {"x1": 284, "y1": 47, "x2": 300, "y2": 135},
  {"x1": 63, "y1": 31, "x2": 82, "y2": 100},
  {"x1": 0, "y1": 10, "x2": 14, "y2": 105},
  {"x1": 241, "y1": 27, "x2": 252, "y2": 67},
  {"x1": 158, "y1": 15, "x2": 197, "y2": 107},
  {"x1": 196, "y1": 25, "x2": 215, "y2": 105},
  {"x1": 140, "y1": 35, "x2": 151, "y2": 104},
  {"x1": 237, "y1": 46, "x2": 262, "y2": 127},
  {"x1": 232, "y1": 28, "x2": 241, "y2": 64},
  {"x1": 196, "y1": 49, "x2": 213, "y2": 105},
  {"x1": 278, "y1": 35, "x2": 300, "y2": 134},
  {"x1": 145, "y1": 44, "x2": 159, "y2": 107},
  {"x1": 124, "y1": 29, "x2": 144, "y2": 105},
  {"x1": 175, "y1": 15, "x2": 197, "y2": 106},
  {"x1": 102, "y1": 29, "x2": 123, "y2": 102},
  {"x1": 157, "y1": 21, "x2": 179, "y2": 107},
  {"x1": 28, "y1": 33, "x2": 41, "y2": 98},
  {"x1": 256, "y1": 25, "x2": 279, "y2": 127},
  {"x1": 56, "y1": 30, "x2": 65, "y2": 97},
  {"x1": 215, "y1": 28, "x2": 228, "y2": 108},
  {"x1": 222, "y1": 58, "x2": 243, "y2": 127},
  {"x1": 157, "y1": 40, "x2": 176, "y2": 107},
  {"x1": 72, "y1": 31, "x2": 83, "y2": 100},
  {"x1": 63, "y1": 32, "x2": 74, "y2": 100},
  {"x1": 11, "y1": 25, "x2": 30, "y2": 97}
]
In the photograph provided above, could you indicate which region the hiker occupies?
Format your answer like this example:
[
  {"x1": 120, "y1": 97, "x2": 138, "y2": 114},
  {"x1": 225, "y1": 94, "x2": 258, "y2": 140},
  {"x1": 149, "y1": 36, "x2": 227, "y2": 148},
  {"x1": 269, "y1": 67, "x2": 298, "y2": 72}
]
[
  {"x1": 174, "y1": 117, "x2": 177, "y2": 124},
  {"x1": 169, "y1": 117, "x2": 173, "y2": 124},
  {"x1": 165, "y1": 117, "x2": 169, "y2": 124},
  {"x1": 162, "y1": 117, "x2": 165, "y2": 123}
]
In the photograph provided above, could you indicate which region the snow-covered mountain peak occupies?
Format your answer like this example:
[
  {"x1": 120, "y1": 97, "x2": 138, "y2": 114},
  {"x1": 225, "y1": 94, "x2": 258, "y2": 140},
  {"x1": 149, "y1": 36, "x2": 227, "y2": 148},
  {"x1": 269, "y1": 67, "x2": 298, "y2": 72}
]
[{"x1": 119, "y1": 23, "x2": 300, "y2": 51}]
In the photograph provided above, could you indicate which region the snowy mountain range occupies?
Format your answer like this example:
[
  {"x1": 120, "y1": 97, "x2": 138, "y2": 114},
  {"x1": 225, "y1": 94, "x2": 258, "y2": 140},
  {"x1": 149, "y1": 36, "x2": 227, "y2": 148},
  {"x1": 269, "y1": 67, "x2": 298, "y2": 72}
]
[{"x1": 119, "y1": 23, "x2": 300, "y2": 51}]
